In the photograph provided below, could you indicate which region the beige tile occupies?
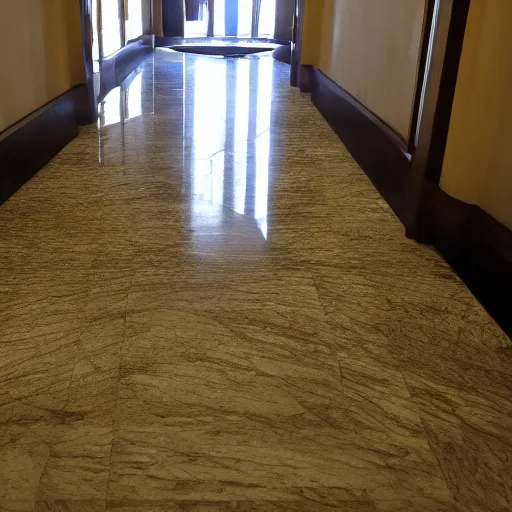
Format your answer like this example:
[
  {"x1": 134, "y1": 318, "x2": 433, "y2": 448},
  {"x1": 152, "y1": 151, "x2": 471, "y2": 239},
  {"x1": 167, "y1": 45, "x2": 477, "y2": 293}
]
[
  {"x1": 405, "y1": 372, "x2": 512, "y2": 512},
  {"x1": 0, "y1": 50, "x2": 510, "y2": 510},
  {"x1": 34, "y1": 501, "x2": 106, "y2": 512},
  {"x1": 106, "y1": 497, "x2": 375, "y2": 512},
  {"x1": 0, "y1": 428, "x2": 50, "y2": 508},
  {"x1": 337, "y1": 350, "x2": 424, "y2": 438},
  {"x1": 0, "y1": 424, "x2": 112, "y2": 508},
  {"x1": 374, "y1": 497, "x2": 463, "y2": 511},
  {"x1": 34, "y1": 426, "x2": 112, "y2": 502},
  {"x1": 105, "y1": 485, "x2": 374, "y2": 511},
  {"x1": 107, "y1": 417, "x2": 449, "y2": 503}
]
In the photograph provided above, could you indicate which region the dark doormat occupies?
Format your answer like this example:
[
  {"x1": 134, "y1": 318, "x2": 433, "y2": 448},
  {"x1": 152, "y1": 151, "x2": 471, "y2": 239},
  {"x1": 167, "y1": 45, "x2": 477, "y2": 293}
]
[{"x1": 169, "y1": 45, "x2": 276, "y2": 57}]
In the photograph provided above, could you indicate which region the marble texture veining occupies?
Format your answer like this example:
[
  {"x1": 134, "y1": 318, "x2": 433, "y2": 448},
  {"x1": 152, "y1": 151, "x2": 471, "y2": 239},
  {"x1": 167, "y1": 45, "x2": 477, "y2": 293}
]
[{"x1": 0, "y1": 50, "x2": 511, "y2": 511}]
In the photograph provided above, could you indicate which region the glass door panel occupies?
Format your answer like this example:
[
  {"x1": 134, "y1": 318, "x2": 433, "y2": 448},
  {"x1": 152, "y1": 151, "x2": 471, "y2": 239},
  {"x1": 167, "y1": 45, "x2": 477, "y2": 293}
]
[
  {"x1": 125, "y1": 0, "x2": 144, "y2": 42},
  {"x1": 213, "y1": 0, "x2": 225, "y2": 36},
  {"x1": 185, "y1": 0, "x2": 209, "y2": 37},
  {"x1": 211, "y1": 0, "x2": 277, "y2": 38},
  {"x1": 92, "y1": 0, "x2": 100, "y2": 72},
  {"x1": 101, "y1": 0, "x2": 122, "y2": 57},
  {"x1": 257, "y1": 0, "x2": 276, "y2": 37},
  {"x1": 237, "y1": 0, "x2": 252, "y2": 37}
]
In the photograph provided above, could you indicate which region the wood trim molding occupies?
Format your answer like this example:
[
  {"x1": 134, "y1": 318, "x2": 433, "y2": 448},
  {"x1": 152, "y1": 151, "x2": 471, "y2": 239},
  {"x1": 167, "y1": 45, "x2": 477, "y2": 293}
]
[
  {"x1": 162, "y1": 0, "x2": 185, "y2": 37},
  {"x1": 0, "y1": 86, "x2": 88, "y2": 205},
  {"x1": 405, "y1": 0, "x2": 471, "y2": 236},
  {"x1": 408, "y1": 0, "x2": 436, "y2": 153},
  {"x1": 301, "y1": 0, "x2": 510, "y2": 337},
  {"x1": 207, "y1": 0, "x2": 215, "y2": 37},
  {"x1": 421, "y1": 185, "x2": 512, "y2": 338},
  {"x1": 400, "y1": 1, "x2": 512, "y2": 334},
  {"x1": 152, "y1": 0, "x2": 164, "y2": 36},
  {"x1": 290, "y1": 0, "x2": 305, "y2": 87},
  {"x1": 309, "y1": 67, "x2": 412, "y2": 223},
  {"x1": 297, "y1": 64, "x2": 313, "y2": 93},
  {"x1": 274, "y1": 0, "x2": 295, "y2": 41},
  {"x1": 79, "y1": 0, "x2": 98, "y2": 125}
]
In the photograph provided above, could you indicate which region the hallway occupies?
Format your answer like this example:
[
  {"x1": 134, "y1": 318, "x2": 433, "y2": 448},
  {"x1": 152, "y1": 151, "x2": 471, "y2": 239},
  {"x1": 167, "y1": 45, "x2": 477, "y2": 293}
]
[{"x1": 1, "y1": 50, "x2": 511, "y2": 511}]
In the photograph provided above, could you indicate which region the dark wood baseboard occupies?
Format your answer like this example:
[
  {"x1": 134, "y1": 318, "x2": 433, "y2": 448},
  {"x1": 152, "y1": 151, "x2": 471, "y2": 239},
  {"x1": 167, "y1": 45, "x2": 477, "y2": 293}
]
[
  {"x1": 306, "y1": 67, "x2": 511, "y2": 336},
  {"x1": 100, "y1": 38, "x2": 152, "y2": 99},
  {"x1": 297, "y1": 64, "x2": 313, "y2": 93},
  {"x1": 421, "y1": 185, "x2": 512, "y2": 338},
  {"x1": 0, "y1": 85, "x2": 88, "y2": 205},
  {"x1": 309, "y1": 67, "x2": 412, "y2": 222},
  {"x1": 405, "y1": 0, "x2": 471, "y2": 236},
  {"x1": 73, "y1": 84, "x2": 98, "y2": 126}
]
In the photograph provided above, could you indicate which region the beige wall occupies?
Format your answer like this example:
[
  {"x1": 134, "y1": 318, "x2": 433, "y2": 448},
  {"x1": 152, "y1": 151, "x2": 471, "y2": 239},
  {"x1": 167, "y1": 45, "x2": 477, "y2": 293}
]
[
  {"x1": 0, "y1": 0, "x2": 84, "y2": 132},
  {"x1": 440, "y1": 0, "x2": 512, "y2": 230},
  {"x1": 301, "y1": 0, "x2": 426, "y2": 141},
  {"x1": 301, "y1": 0, "x2": 324, "y2": 64}
]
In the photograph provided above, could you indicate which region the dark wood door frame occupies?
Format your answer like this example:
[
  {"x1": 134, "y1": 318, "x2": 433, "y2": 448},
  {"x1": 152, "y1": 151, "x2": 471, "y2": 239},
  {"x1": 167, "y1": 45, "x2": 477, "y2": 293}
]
[
  {"x1": 274, "y1": 0, "x2": 295, "y2": 41},
  {"x1": 407, "y1": 0, "x2": 437, "y2": 154},
  {"x1": 290, "y1": 0, "x2": 305, "y2": 87},
  {"x1": 291, "y1": 0, "x2": 472, "y2": 237},
  {"x1": 405, "y1": 0, "x2": 471, "y2": 238},
  {"x1": 207, "y1": 0, "x2": 215, "y2": 36},
  {"x1": 78, "y1": 0, "x2": 98, "y2": 124}
]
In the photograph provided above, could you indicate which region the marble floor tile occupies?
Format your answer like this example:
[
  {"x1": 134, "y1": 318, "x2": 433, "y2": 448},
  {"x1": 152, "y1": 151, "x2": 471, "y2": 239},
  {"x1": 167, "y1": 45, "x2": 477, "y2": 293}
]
[
  {"x1": 107, "y1": 418, "x2": 450, "y2": 502},
  {"x1": 0, "y1": 427, "x2": 50, "y2": 510},
  {"x1": 0, "y1": 296, "x2": 84, "y2": 422},
  {"x1": 0, "y1": 424, "x2": 112, "y2": 510},
  {"x1": 34, "y1": 502, "x2": 106, "y2": 512},
  {"x1": 374, "y1": 498, "x2": 464, "y2": 511},
  {"x1": 105, "y1": 486, "x2": 375, "y2": 512},
  {"x1": 34, "y1": 426, "x2": 112, "y2": 502},
  {"x1": 404, "y1": 372, "x2": 512, "y2": 512},
  {"x1": 1, "y1": 50, "x2": 511, "y2": 510}
]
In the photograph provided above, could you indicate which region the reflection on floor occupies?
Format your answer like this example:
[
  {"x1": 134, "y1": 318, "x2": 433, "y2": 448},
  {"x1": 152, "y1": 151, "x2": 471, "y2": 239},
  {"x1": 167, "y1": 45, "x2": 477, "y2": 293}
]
[{"x1": 1, "y1": 50, "x2": 511, "y2": 511}]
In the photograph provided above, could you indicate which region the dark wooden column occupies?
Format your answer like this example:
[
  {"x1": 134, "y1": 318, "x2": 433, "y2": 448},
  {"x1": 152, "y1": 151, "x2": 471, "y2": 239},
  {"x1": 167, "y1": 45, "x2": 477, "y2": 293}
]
[
  {"x1": 162, "y1": 0, "x2": 185, "y2": 37},
  {"x1": 405, "y1": 0, "x2": 471, "y2": 237},
  {"x1": 78, "y1": 0, "x2": 98, "y2": 124},
  {"x1": 251, "y1": 0, "x2": 260, "y2": 38},
  {"x1": 207, "y1": 0, "x2": 215, "y2": 36},
  {"x1": 290, "y1": 0, "x2": 304, "y2": 87},
  {"x1": 274, "y1": 0, "x2": 294, "y2": 41},
  {"x1": 186, "y1": 0, "x2": 201, "y2": 20}
]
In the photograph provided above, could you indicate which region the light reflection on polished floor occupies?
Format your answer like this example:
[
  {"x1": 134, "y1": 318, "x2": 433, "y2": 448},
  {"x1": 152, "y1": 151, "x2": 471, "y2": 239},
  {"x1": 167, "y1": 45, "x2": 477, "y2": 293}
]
[{"x1": 0, "y1": 50, "x2": 511, "y2": 511}]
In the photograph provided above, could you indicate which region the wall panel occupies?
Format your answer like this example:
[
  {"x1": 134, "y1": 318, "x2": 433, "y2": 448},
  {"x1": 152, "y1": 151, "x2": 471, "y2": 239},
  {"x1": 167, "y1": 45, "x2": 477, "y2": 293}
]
[
  {"x1": 0, "y1": 0, "x2": 84, "y2": 132},
  {"x1": 301, "y1": 0, "x2": 426, "y2": 140},
  {"x1": 440, "y1": 0, "x2": 512, "y2": 230}
]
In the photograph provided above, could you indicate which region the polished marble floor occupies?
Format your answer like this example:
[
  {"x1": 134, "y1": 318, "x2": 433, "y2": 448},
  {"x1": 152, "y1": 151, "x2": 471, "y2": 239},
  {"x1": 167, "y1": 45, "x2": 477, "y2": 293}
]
[{"x1": 1, "y1": 50, "x2": 511, "y2": 511}]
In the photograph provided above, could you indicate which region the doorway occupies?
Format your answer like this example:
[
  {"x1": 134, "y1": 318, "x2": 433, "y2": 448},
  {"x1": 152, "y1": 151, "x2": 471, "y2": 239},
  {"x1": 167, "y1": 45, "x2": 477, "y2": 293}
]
[
  {"x1": 183, "y1": 0, "x2": 276, "y2": 38},
  {"x1": 163, "y1": 0, "x2": 290, "y2": 41},
  {"x1": 92, "y1": 0, "x2": 151, "y2": 63}
]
